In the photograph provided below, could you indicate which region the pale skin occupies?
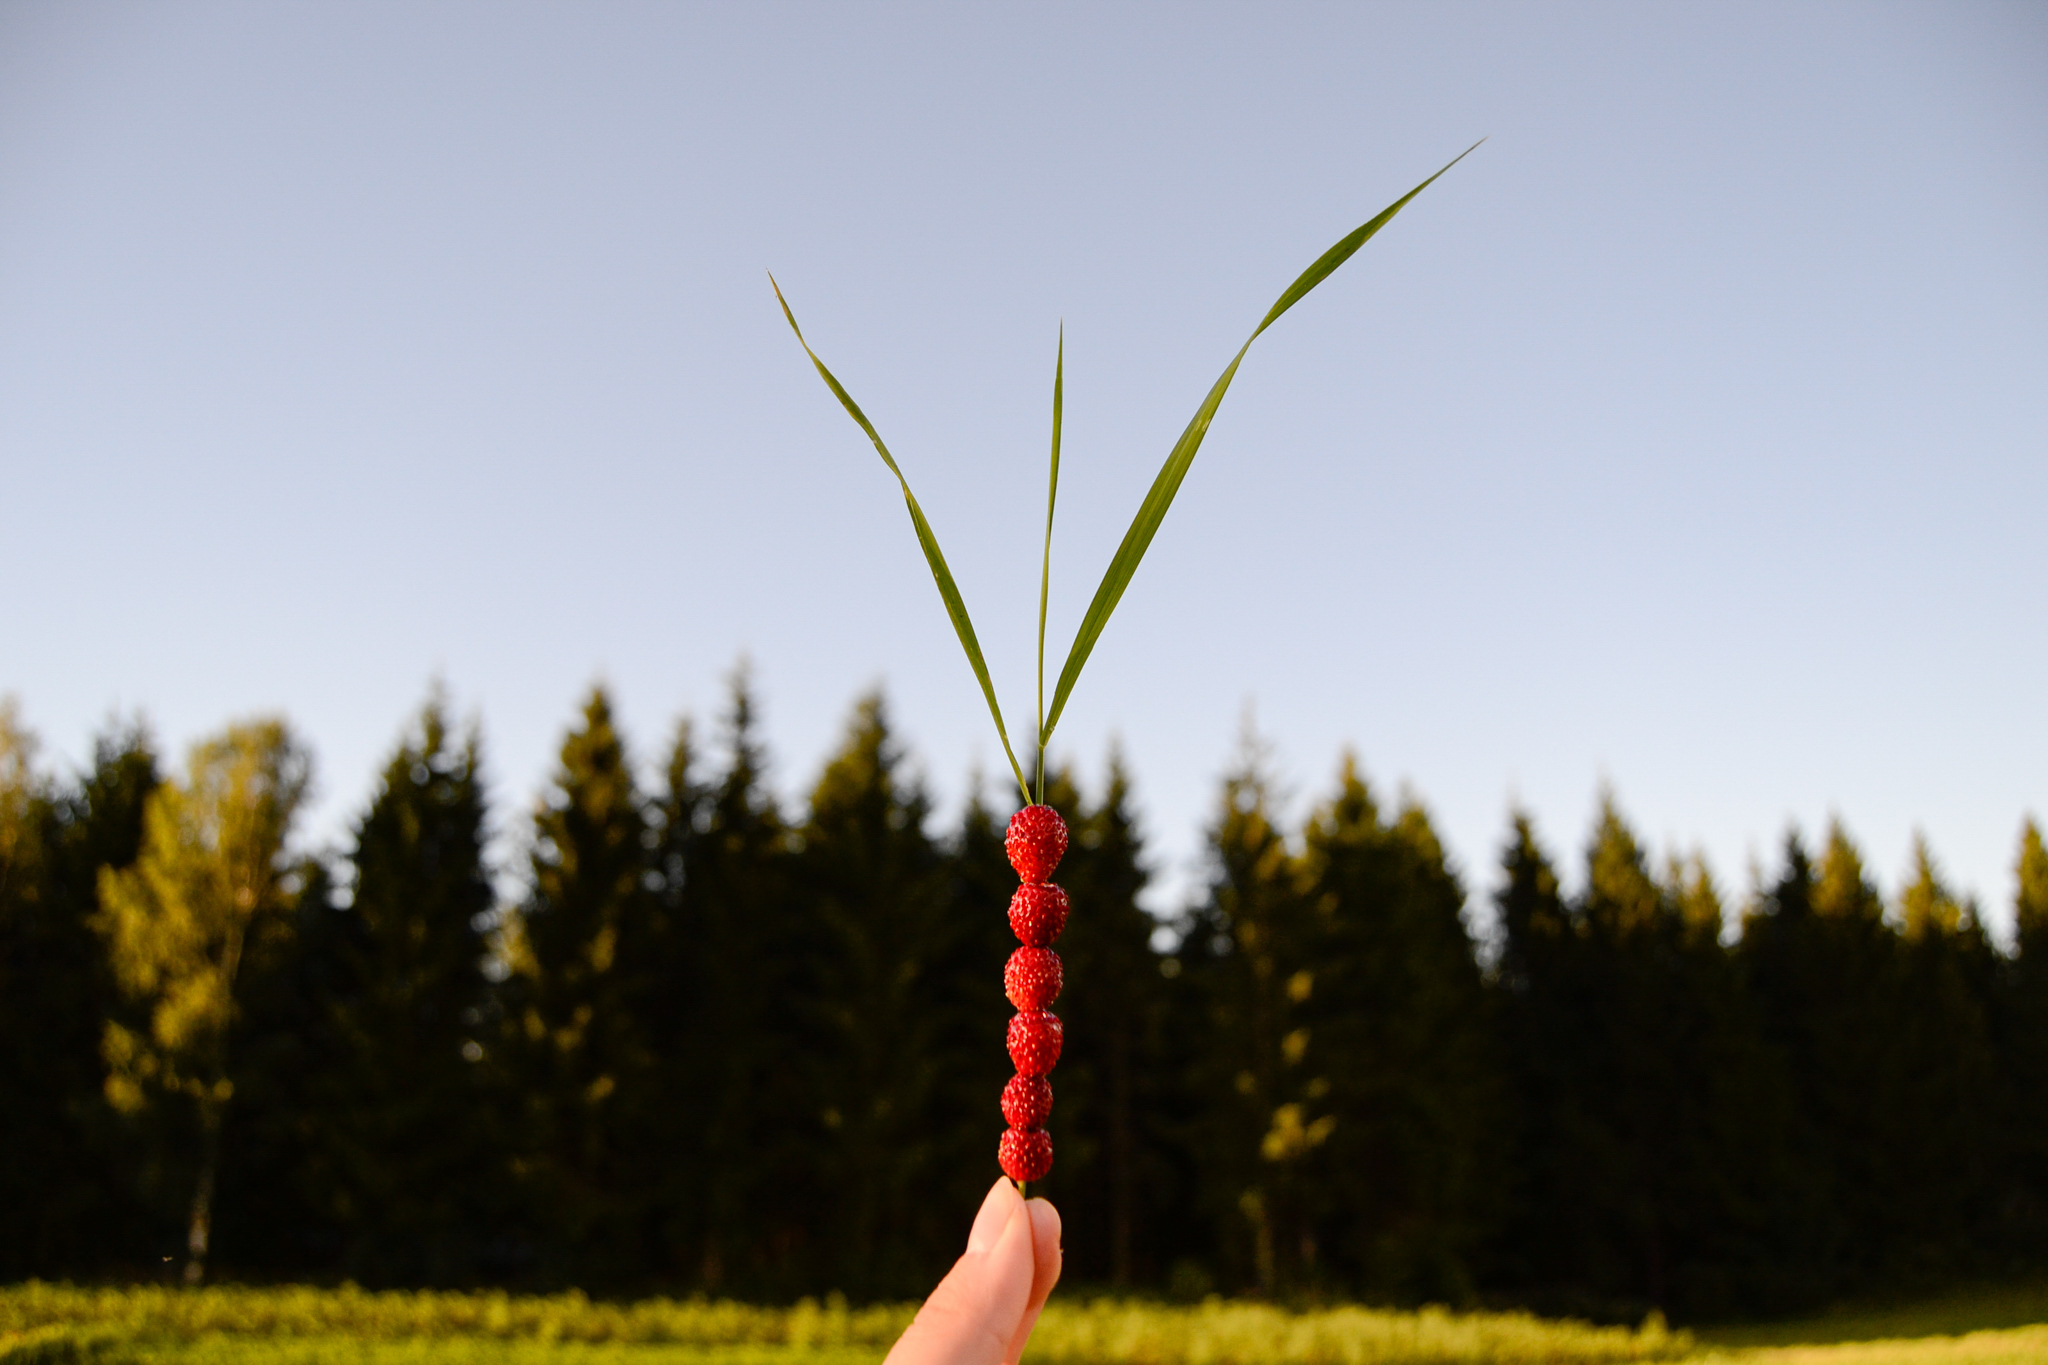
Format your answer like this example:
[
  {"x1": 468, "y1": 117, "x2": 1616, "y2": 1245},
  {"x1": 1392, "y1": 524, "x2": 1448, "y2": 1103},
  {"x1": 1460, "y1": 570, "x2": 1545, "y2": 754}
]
[{"x1": 883, "y1": 1179, "x2": 1063, "y2": 1365}]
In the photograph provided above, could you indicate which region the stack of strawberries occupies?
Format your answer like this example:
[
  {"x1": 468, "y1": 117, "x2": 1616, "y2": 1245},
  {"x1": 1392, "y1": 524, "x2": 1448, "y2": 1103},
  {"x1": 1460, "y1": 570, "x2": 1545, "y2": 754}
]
[{"x1": 997, "y1": 804, "x2": 1068, "y2": 1184}]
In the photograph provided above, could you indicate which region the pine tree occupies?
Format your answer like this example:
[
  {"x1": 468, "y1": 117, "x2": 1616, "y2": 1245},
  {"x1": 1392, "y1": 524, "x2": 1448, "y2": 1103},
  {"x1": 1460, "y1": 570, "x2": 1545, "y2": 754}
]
[
  {"x1": 0, "y1": 702, "x2": 72, "y2": 1275},
  {"x1": 1181, "y1": 725, "x2": 1310, "y2": 1294},
  {"x1": 39, "y1": 717, "x2": 165, "y2": 1274},
  {"x1": 1643, "y1": 850, "x2": 1803, "y2": 1317},
  {"x1": 95, "y1": 718, "x2": 312, "y2": 1283},
  {"x1": 1495, "y1": 798, "x2": 1799, "y2": 1316},
  {"x1": 1888, "y1": 834, "x2": 1999, "y2": 1271},
  {"x1": 326, "y1": 693, "x2": 498, "y2": 1280},
  {"x1": 2005, "y1": 818, "x2": 2048, "y2": 1253},
  {"x1": 798, "y1": 691, "x2": 956, "y2": 1296},
  {"x1": 1739, "y1": 821, "x2": 1911, "y2": 1291},
  {"x1": 1293, "y1": 756, "x2": 1498, "y2": 1302},
  {"x1": 1036, "y1": 751, "x2": 1163, "y2": 1288},
  {"x1": 1489, "y1": 808, "x2": 1571, "y2": 1299},
  {"x1": 933, "y1": 773, "x2": 1028, "y2": 1254},
  {"x1": 2017, "y1": 818, "x2": 2048, "y2": 966},
  {"x1": 639, "y1": 714, "x2": 711, "y2": 1282},
  {"x1": 503, "y1": 685, "x2": 658, "y2": 1281},
  {"x1": 689, "y1": 665, "x2": 808, "y2": 1294}
]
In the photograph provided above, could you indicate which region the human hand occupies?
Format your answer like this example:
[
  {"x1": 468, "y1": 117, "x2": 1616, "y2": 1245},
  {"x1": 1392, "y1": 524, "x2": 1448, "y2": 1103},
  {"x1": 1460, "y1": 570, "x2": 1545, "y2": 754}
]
[{"x1": 883, "y1": 1178, "x2": 1062, "y2": 1365}]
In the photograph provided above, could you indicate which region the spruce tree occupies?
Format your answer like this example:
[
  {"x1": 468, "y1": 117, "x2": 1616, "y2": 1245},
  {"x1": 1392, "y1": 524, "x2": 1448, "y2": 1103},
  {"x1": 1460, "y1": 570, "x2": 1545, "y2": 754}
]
[
  {"x1": 640, "y1": 714, "x2": 711, "y2": 1281},
  {"x1": 797, "y1": 691, "x2": 955, "y2": 1296},
  {"x1": 1494, "y1": 798, "x2": 1799, "y2": 1316},
  {"x1": 1489, "y1": 810, "x2": 1583, "y2": 1302},
  {"x1": 1294, "y1": 756, "x2": 1498, "y2": 1302},
  {"x1": 1644, "y1": 850, "x2": 1802, "y2": 1316},
  {"x1": 0, "y1": 703, "x2": 72, "y2": 1276},
  {"x1": 41, "y1": 717, "x2": 165, "y2": 1274},
  {"x1": 2017, "y1": 818, "x2": 2048, "y2": 965},
  {"x1": 1036, "y1": 752, "x2": 1163, "y2": 1288},
  {"x1": 1739, "y1": 822, "x2": 1905, "y2": 1291},
  {"x1": 504, "y1": 686, "x2": 658, "y2": 1282},
  {"x1": 326, "y1": 694, "x2": 497, "y2": 1280},
  {"x1": 1577, "y1": 798, "x2": 1683, "y2": 1308},
  {"x1": 2005, "y1": 818, "x2": 2048, "y2": 1253},
  {"x1": 1888, "y1": 835, "x2": 1999, "y2": 1271},
  {"x1": 1181, "y1": 728, "x2": 1310, "y2": 1294},
  {"x1": 936, "y1": 774, "x2": 1031, "y2": 1249},
  {"x1": 690, "y1": 666, "x2": 808, "y2": 1294}
]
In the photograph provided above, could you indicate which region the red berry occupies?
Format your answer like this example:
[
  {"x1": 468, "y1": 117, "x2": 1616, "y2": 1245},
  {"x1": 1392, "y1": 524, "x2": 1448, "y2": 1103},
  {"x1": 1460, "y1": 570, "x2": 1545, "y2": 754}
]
[
  {"x1": 1005, "y1": 946, "x2": 1062, "y2": 1010},
  {"x1": 998, "y1": 1126, "x2": 1054, "y2": 1183},
  {"x1": 1007, "y1": 1010, "x2": 1063, "y2": 1076},
  {"x1": 1001, "y1": 1074, "x2": 1053, "y2": 1129},
  {"x1": 1008, "y1": 883, "x2": 1069, "y2": 947},
  {"x1": 1006, "y1": 805, "x2": 1068, "y2": 883}
]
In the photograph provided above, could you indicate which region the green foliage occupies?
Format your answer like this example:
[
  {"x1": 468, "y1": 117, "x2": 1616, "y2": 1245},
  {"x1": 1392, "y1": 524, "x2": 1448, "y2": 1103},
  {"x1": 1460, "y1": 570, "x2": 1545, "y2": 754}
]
[
  {"x1": 1035, "y1": 329, "x2": 1063, "y2": 803},
  {"x1": 96, "y1": 721, "x2": 311, "y2": 1119}
]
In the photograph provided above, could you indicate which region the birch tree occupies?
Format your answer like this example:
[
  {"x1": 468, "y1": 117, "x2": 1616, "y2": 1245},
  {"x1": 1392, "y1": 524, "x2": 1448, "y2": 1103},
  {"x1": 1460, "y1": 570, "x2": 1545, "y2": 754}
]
[{"x1": 96, "y1": 718, "x2": 310, "y2": 1284}]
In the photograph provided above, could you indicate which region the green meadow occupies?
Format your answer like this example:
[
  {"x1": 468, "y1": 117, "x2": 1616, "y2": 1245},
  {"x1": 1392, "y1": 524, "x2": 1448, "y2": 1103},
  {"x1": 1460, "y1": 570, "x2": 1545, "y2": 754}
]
[{"x1": 6, "y1": 1284, "x2": 2047, "y2": 1365}]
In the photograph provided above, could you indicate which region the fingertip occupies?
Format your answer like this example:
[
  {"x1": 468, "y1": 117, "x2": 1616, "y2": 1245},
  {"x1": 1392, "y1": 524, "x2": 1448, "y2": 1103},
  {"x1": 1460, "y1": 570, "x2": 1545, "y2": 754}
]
[
  {"x1": 1000, "y1": 1197, "x2": 1063, "y2": 1365},
  {"x1": 1024, "y1": 1197, "x2": 1063, "y2": 1302},
  {"x1": 887, "y1": 1196, "x2": 1034, "y2": 1365},
  {"x1": 1025, "y1": 1196, "x2": 1061, "y2": 1246},
  {"x1": 988, "y1": 1195, "x2": 1039, "y2": 1309},
  {"x1": 966, "y1": 1176, "x2": 1022, "y2": 1255}
]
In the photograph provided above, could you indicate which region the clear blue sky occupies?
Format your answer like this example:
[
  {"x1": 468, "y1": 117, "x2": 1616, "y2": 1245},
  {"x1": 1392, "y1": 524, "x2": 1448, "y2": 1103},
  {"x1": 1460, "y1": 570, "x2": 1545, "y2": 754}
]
[{"x1": 4, "y1": 2, "x2": 2042, "y2": 934}]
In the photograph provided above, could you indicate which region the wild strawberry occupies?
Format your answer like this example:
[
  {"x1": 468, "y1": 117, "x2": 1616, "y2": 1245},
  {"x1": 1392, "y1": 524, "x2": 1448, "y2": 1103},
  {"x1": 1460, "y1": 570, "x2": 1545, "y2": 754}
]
[
  {"x1": 1001, "y1": 1073, "x2": 1053, "y2": 1129},
  {"x1": 1008, "y1": 883, "x2": 1069, "y2": 947},
  {"x1": 1007, "y1": 1009, "x2": 1063, "y2": 1076},
  {"x1": 1004, "y1": 946, "x2": 1062, "y2": 1010},
  {"x1": 1006, "y1": 805, "x2": 1068, "y2": 883},
  {"x1": 998, "y1": 1125, "x2": 1054, "y2": 1183}
]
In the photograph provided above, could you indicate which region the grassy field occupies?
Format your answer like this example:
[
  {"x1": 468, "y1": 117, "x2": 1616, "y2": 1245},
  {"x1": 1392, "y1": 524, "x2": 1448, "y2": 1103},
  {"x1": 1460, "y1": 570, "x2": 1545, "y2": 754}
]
[{"x1": 3, "y1": 1282, "x2": 2044, "y2": 1365}]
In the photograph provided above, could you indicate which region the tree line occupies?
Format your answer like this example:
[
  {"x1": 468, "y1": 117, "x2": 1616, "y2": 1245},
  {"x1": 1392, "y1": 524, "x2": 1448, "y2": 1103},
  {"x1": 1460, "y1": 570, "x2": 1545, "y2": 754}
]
[{"x1": 1, "y1": 680, "x2": 2044, "y2": 1321}]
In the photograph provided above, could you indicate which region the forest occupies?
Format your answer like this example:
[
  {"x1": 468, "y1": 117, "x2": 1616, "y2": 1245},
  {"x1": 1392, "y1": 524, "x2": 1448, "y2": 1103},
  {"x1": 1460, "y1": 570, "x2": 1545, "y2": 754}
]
[{"x1": 2, "y1": 678, "x2": 2043, "y2": 1324}]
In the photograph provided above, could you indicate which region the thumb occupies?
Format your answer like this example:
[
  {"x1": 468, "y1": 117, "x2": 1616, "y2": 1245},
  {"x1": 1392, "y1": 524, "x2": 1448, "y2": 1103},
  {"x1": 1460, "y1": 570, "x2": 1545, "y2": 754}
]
[{"x1": 884, "y1": 1180, "x2": 1037, "y2": 1365}]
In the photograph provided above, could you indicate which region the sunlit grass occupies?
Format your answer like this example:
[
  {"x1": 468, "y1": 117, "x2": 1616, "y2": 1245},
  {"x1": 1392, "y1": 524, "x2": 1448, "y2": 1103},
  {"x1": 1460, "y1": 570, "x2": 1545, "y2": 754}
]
[
  {"x1": 1695, "y1": 1283, "x2": 2048, "y2": 1349},
  {"x1": 4, "y1": 1282, "x2": 2046, "y2": 1365}
]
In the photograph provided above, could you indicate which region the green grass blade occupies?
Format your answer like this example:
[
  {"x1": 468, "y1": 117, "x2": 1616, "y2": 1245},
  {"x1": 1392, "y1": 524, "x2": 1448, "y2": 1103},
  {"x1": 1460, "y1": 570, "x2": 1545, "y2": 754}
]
[
  {"x1": 1039, "y1": 144, "x2": 1481, "y2": 743},
  {"x1": 1035, "y1": 326, "x2": 1062, "y2": 806},
  {"x1": 771, "y1": 274, "x2": 1032, "y2": 805}
]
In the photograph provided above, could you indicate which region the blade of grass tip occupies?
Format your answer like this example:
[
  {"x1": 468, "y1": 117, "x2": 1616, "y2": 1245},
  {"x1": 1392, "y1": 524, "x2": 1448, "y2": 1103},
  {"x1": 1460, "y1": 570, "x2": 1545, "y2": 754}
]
[
  {"x1": 770, "y1": 273, "x2": 1033, "y2": 806},
  {"x1": 1035, "y1": 325, "x2": 1062, "y2": 807},
  {"x1": 1039, "y1": 142, "x2": 1482, "y2": 743}
]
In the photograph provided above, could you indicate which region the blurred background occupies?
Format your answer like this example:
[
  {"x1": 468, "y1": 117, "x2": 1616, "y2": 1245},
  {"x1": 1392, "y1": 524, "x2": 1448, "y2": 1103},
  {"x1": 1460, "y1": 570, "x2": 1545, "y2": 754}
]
[{"x1": 2, "y1": 0, "x2": 2044, "y2": 1324}]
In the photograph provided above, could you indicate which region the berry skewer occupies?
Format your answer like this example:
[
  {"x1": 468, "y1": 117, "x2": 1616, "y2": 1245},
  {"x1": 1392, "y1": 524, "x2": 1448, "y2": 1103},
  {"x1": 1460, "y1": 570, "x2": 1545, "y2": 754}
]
[
  {"x1": 999, "y1": 804, "x2": 1069, "y2": 1192},
  {"x1": 773, "y1": 145, "x2": 1477, "y2": 1194}
]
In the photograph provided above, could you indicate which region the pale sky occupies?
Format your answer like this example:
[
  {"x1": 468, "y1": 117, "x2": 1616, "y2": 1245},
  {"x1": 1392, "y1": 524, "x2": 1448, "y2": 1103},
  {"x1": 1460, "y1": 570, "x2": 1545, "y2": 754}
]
[{"x1": 3, "y1": 2, "x2": 2043, "y2": 936}]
